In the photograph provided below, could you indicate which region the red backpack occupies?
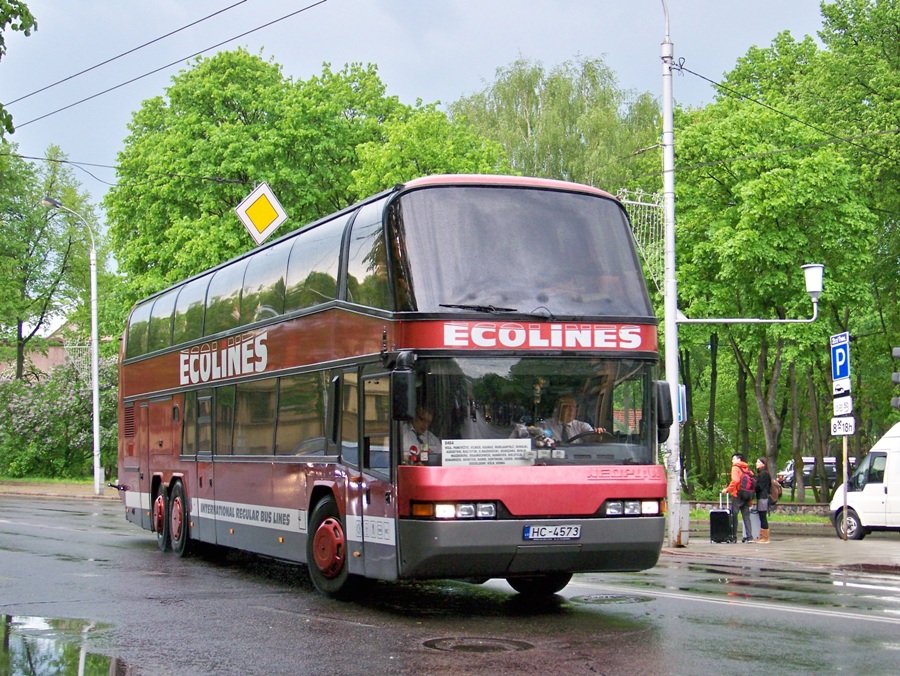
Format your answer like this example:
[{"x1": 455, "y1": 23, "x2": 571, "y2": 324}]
[{"x1": 738, "y1": 470, "x2": 757, "y2": 500}]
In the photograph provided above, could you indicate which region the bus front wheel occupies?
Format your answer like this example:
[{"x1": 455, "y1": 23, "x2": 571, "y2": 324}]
[
  {"x1": 306, "y1": 496, "x2": 354, "y2": 598},
  {"x1": 506, "y1": 573, "x2": 573, "y2": 596}
]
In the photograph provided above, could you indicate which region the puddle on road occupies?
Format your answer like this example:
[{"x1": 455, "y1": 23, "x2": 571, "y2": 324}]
[{"x1": 0, "y1": 615, "x2": 134, "y2": 675}]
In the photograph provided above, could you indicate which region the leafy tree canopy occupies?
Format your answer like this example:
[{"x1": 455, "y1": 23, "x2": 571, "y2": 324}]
[
  {"x1": 0, "y1": 0, "x2": 36, "y2": 135},
  {"x1": 106, "y1": 49, "x2": 502, "y2": 310},
  {"x1": 448, "y1": 55, "x2": 661, "y2": 193},
  {"x1": 0, "y1": 142, "x2": 101, "y2": 378}
]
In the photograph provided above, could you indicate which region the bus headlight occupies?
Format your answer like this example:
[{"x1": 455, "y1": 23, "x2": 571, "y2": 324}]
[
  {"x1": 605, "y1": 499, "x2": 661, "y2": 516},
  {"x1": 412, "y1": 501, "x2": 497, "y2": 519},
  {"x1": 641, "y1": 500, "x2": 660, "y2": 515}
]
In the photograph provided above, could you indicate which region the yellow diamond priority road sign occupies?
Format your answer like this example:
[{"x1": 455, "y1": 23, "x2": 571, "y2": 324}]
[{"x1": 234, "y1": 182, "x2": 288, "y2": 245}]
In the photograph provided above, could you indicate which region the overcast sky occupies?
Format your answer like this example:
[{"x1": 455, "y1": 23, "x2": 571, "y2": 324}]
[{"x1": 1, "y1": 0, "x2": 828, "y2": 206}]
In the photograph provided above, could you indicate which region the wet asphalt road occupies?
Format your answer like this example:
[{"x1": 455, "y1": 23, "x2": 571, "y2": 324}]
[{"x1": 1, "y1": 495, "x2": 899, "y2": 675}]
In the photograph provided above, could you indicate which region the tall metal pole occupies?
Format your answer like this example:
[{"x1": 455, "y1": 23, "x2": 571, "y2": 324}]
[
  {"x1": 660, "y1": 0, "x2": 684, "y2": 547},
  {"x1": 42, "y1": 198, "x2": 102, "y2": 495}
]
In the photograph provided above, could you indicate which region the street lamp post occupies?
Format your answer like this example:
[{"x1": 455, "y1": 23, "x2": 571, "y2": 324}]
[
  {"x1": 659, "y1": 0, "x2": 823, "y2": 547},
  {"x1": 41, "y1": 197, "x2": 102, "y2": 496}
]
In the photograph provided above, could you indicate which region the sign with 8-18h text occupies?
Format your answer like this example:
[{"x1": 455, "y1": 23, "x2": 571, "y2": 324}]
[{"x1": 831, "y1": 416, "x2": 855, "y2": 436}]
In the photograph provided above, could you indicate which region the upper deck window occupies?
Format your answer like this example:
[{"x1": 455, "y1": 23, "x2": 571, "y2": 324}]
[
  {"x1": 389, "y1": 186, "x2": 652, "y2": 318},
  {"x1": 172, "y1": 275, "x2": 210, "y2": 345},
  {"x1": 284, "y1": 215, "x2": 348, "y2": 313},
  {"x1": 146, "y1": 287, "x2": 179, "y2": 352},
  {"x1": 240, "y1": 237, "x2": 292, "y2": 324},
  {"x1": 346, "y1": 200, "x2": 391, "y2": 311},
  {"x1": 205, "y1": 259, "x2": 250, "y2": 337},
  {"x1": 125, "y1": 302, "x2": 152, "y2": 359}
]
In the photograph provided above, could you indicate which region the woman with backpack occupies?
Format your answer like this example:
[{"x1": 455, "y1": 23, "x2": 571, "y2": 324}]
[
  {"x1": 722, "y1": 453, "x2": 755, "y2": 543},
  {"x1": 753, "y1": 457, "x2": 772, "y2": 544}
]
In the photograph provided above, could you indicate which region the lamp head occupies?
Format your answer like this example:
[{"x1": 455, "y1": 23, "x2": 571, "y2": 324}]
[
  {"x1": 801, "y1": 263, "x2": 824, "y2": 303},
  {"x1": 41, "y1": 197, "x2": 62, "y2": 209}
]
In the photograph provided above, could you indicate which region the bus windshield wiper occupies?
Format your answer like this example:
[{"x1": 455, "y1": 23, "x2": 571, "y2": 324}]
[{"x1": 439, "y1": 303, "x2": 518, "y2": 313}]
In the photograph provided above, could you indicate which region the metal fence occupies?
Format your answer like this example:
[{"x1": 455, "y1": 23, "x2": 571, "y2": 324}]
[
  {"x1": 64, "y1": 344, "x2": 91, "y2": 379},
  {"x1": 617, "y1": 188, "x2": 663, "y2": 294}
]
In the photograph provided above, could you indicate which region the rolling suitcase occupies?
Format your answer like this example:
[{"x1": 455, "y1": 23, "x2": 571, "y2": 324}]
[{"x1": 710, "y1": 494, "x2": 734, "y2": 543}]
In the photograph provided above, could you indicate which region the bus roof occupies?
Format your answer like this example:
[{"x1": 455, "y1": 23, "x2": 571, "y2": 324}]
[{"x1": 401, "y1": 174, "x2": 618, "y2": 201}]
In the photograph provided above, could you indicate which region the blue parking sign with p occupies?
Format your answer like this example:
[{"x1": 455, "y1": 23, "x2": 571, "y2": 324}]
[{"x1": 831, "y1": 332, "x2": 850, "y2": 381}]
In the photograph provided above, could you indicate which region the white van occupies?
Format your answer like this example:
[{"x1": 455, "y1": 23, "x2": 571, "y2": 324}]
[{"x1": 829, "y1": 422, "x2": 900, "y2": 539}]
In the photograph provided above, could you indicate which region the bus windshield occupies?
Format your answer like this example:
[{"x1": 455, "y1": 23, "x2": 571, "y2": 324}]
[
  {"x1": 389, "y1": 186, "x2": 652, "y2": 318},
  {"x1": 399, "y1": 356, "x2": 657, "y2": 468}
]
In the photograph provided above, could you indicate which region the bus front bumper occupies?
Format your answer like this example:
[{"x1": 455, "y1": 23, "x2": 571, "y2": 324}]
[{"x1": 397, "y1": 516, "x2": 664, "y2": 580}]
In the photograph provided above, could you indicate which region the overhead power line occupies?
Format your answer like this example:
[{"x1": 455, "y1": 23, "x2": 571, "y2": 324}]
[
  {"x1": 675, "y1": 61, "x2": 895, "y2": 163},
  {"x1": 4, "y1": 0, "x2": 249, "y2": 106},
  {"x1": 1, "y1": 151, "x2": 251, "y2": 187},
  {"x1": 14, "y1": 0, "x2": 329, "y2": 129}
]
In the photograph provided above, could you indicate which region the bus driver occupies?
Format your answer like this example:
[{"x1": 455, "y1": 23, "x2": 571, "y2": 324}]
[
  {"x1": 401, "y1": 406, "x2": 442, "y2": 464},
  {"x1": 512, "y1": 394, "x2": 606, "y2": 444}
]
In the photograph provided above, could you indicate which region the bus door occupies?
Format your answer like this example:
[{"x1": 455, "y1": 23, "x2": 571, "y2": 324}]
[
  {"x1": 131, "y1": 401, "x2": 151, "y2": 529},
  {"x1": 184, "y1": 390, "x2": 216, "y2": 544},
  {"x1": 344, "y1": 372, "x2": 398, "y2": 580}
]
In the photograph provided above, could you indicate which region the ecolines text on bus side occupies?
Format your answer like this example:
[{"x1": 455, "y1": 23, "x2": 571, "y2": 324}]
[{"x1": 178, "y1": 331, "x2": 268, "y2": 385}]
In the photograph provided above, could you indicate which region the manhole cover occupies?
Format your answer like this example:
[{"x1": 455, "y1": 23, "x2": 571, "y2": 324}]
[
  {"x1": 570, "y1": 594, "x2": 651, "y2": 605},
  {"x1": 423, "y1": 637, "x2": 534, "y2": 653}
]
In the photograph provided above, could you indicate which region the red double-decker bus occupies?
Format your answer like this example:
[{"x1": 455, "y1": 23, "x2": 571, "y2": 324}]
[{"x1": 117, "y1": 174, "x2": 672, "y2": 598}]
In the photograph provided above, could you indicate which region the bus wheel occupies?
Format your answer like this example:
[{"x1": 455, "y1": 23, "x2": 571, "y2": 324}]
[
  {"x1": 169, "y1": 481, "x2": 191, "y2": 557},
  {"x1": 506, "y1": 573, "x2": 572, "y2": 596},
  {"x1": 306, "y1": 496, "x2": 353, "y2": 598},
  {"x1": 154, "y1": 488, "x2": 170, "y2": 552}
]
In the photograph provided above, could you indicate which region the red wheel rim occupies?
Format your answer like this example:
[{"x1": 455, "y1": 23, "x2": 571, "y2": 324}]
[
  {"x1": 312, "y1": 517, "x2": 345, "y2": 579},
  {"x1": 171, "y1": 495, "x2": 183, "y2": 542},
  {"x1": 153, "y1": 494, "x2": 165, "y2": 533}
]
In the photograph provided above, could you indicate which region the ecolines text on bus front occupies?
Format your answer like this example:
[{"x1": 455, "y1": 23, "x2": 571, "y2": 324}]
[
  {"x1": 443, "y1": 322, "x2": 646, "y2": 350},
  {"x1": 178, "y1": 331, "x2": 268, "y2": 385}
]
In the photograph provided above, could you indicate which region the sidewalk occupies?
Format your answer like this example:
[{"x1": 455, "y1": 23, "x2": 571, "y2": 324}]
[
  {"x1": 663, "y1": 523, "x2": 900, "y2": 574},
  {"x1": 0, "y1": 480, "x2": 120, "y2": 500}
]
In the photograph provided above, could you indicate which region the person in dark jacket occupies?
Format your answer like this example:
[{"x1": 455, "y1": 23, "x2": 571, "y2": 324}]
[{"x1": 753, "y1": 457, "x2": 772, "y2": 543}]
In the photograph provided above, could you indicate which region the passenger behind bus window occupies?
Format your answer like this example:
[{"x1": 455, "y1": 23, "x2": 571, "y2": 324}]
[
  {"x1": 510, "y1": 394, "x2": 606, "y2": 444},
  {"x1": 401, "y1": 406, "x2": 441, "y2": 465}
]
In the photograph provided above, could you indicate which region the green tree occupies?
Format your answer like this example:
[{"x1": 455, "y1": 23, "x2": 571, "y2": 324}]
[
  {"x1": 105, "y1": 52, "x2": 414, "y2": 307},
  {"x1": 0, "y1": 0, "x2": 36, "y2": 135},
  {"x1": 810, "y1": 0, "x2": 900, "y2": 437},
  {"x1": 350, "y1": 105, "x2": 511, "y2": 197},
  {"x1": 0, "y1": 143, "x2": 101, "y2": 379},
  {"x1": 448, "y1": 55, "x2": 660, "y2": 192},
  {"x1": 674, "y1": 32, "x2": 878, "y2": 490},
  {"x1": 106, "y1": 50, "x2": 506, "y2": 310},
  {"x1": 0, "y1": 357, "x2": 117, "y2": 478}
]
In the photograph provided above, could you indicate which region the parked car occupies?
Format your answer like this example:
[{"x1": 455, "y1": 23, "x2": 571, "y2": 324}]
[
  {"x1": 777, "y1": 457, "x2": 853, "y2": 489},
  {"x1": 830, "y1": 422, "x2": 900, "y2": 540}
]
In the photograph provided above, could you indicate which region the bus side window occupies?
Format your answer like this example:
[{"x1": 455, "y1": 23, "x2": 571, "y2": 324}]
[
  {"x1": 183, "y1": 391, "x2": 196, "y2": 455},
  {"x1": 346, "y1": 201, "x2": 392, "y2": 311},
  {"x1": 275, "y1": 372, "x2": 327, "y2": 455},
  {"x1": 240, "y1": 237, "x2": 291, "y2": 324},
  {"x1": 216, "y1": 385, "x2": 235, "y2": 455},
  {"x1": 205, "y1": 259, "x2": 249, "y2": 337},
  {"x1": 233, "y1": 379, "x2": 276, "y2": 455},
  {"x1": 147, "y1": 288, "x2": 178, "y2": 353},
  {"x1": 284, "y1": 216, "x2": 346, "y2": 313},
  {"x1": 197, "y1": 393, "x2": 212, "y2": 455},
  {"x1": 125, "y1": 302, "x2": 152, "y2": 359},
  {"x1": 362, "y1": 377, "x2": 391, "y2": 472},
  {"x1": 173, "y1": 275, "x2": 210, "y2": 345},
  {"x1": 340, "y1": 371, "x2": 359, "y2": 467}
]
